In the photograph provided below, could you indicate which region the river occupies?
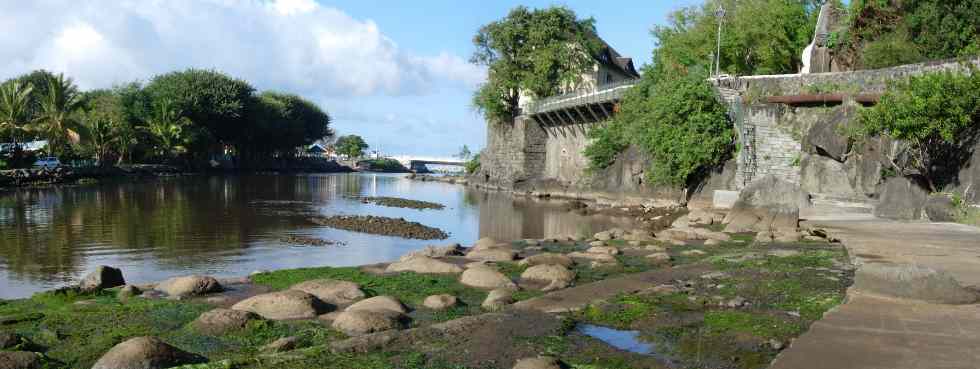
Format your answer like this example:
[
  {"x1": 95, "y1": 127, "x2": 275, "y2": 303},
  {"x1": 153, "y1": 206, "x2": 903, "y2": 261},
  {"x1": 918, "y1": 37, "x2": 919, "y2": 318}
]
[{"x1": 0, "y1": 173, "x2": 637, "y2": 298}]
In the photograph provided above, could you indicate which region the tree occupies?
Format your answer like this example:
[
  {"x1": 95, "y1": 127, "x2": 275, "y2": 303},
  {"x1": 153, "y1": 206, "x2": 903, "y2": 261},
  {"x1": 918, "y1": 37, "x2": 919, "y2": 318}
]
[
  {"x1": 9, "y1": 70, "x2": 58, "y2": 122},
  {"x1": 0, "y1": 81, "x2": 33, "y2": 146},
  {"x1": 471, "y1": 6, "x2": 600, "y2": 122},
  {"x1": 455, "y1": 145, "x2": 472, "y2": 160},
  {"x1": 857, "y1": 70, "x2": 980, "y2": 191},
  {"x1": 33, "y1": 73, "x2": 84, "y2": 156},
  {"x1": 335, "y1": 135, "x2": 368, "y2": 158},
  {"x1": 144, "y1": 99, "x2": 192, "y2": 162},
  {"x1": 78, "y1": 89, "x2": 127, "y2": 165}
]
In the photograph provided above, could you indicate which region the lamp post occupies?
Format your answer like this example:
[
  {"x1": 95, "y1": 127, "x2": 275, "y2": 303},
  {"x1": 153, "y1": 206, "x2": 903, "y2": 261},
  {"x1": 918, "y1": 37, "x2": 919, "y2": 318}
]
[{"x1": 715, "y1": 4, "x2": 726, "y2": 76}]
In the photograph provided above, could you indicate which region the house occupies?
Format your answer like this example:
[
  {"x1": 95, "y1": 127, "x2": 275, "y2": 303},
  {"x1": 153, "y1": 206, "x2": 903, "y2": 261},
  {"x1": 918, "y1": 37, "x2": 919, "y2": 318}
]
[{"x1": 519, "y1": 37, "x2": 641, "y2": 108}]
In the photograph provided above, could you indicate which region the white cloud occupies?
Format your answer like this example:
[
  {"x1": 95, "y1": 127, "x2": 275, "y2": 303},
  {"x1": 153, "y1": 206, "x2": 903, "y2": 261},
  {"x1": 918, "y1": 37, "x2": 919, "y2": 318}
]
[{"x1": 0, "y1": 0, "x2": 486, "y2": 96}]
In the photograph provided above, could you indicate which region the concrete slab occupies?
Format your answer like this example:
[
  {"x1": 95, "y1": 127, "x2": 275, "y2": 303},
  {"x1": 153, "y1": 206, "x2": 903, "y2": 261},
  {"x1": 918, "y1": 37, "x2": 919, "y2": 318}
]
[{"x1": 712, "y1": 190, "x2": 739, "y2": 209}]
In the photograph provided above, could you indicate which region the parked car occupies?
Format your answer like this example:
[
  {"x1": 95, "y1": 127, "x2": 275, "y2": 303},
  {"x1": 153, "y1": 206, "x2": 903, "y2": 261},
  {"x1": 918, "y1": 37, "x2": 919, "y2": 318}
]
[{"x1": 33, "y1": 157, "x2": 61, "y2": 169}]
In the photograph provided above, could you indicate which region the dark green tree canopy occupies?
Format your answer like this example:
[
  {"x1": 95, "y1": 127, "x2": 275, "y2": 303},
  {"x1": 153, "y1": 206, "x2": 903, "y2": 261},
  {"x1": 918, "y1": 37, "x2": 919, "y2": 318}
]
[
  {"x1": 471, "y1": 6, "x2": 601, "y2": 122},
  {"x1": 335, "y1": 134, "x2": 368, "y2": 158},
  {"x1": 143, "y1": 69, "x2": 254, "y2": 146}
]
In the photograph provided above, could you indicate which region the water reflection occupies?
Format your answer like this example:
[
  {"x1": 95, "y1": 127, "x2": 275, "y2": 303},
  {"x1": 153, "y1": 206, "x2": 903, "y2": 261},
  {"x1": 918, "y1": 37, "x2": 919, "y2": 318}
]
[{"x1": 0, "y1": 174, "x2": 636, "y2": 298}]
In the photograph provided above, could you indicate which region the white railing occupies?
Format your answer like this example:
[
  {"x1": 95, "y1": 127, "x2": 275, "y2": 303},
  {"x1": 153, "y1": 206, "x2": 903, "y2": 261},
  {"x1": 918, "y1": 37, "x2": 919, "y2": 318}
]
[{"x1": 524, "y1": 79, "x2": 639, "y2": 115}]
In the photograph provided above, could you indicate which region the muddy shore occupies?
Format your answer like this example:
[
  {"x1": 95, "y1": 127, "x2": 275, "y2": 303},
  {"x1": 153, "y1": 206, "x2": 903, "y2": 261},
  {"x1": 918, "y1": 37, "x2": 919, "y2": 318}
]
[{"x1": 309, "y1": 215, "x2": 450, "y2": 240}]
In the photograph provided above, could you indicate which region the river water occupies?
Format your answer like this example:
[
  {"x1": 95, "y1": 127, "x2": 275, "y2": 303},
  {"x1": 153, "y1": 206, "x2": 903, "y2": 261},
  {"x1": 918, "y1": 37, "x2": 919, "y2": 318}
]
[{"x1": 0, "y1": 173, "x2": 637, "y2": 298}]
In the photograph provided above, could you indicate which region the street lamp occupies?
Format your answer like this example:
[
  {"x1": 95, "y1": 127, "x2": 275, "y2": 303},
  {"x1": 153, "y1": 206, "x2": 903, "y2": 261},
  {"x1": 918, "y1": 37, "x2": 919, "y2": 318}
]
[{"x1": 715, "y1": 4, "x2": 726, "y2": 76}]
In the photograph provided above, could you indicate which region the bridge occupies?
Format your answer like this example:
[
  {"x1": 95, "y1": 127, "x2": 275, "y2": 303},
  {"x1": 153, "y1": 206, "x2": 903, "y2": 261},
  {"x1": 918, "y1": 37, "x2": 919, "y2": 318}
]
[
  {"x1": 407, "y1": 159, "x2": 465, "y2": 173},
  {"x1": 522, "y1": 79, "x2": 638, "y2": 133}
]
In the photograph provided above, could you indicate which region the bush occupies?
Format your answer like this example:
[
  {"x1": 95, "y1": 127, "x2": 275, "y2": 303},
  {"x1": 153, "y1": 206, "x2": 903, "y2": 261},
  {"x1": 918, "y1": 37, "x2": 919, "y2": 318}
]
[
  {"x1": 464, "y1": 153, "x2": 481, "y2": 174},
  {"x1": 857, "y1": 70, "x2": 980, "y2": 190}
]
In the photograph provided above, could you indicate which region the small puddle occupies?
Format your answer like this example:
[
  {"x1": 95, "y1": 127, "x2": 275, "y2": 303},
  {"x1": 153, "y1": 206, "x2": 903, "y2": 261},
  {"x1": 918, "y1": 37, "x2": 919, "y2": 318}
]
[{"x1": 577, "y1": 324, "x2": 656, "y2": 355}]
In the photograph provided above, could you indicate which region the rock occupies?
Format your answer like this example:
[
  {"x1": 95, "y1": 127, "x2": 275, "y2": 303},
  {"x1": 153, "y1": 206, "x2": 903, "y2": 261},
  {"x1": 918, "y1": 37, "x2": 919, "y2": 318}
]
[
  {"x1": 755, "y1": 231, "x2": 774, "y2": 243},
  {"x1": 331, "y1": 310, "x2": 406, "y2": 336},
  {"x1": 191, "y1": 308, "x2": 260, "y2": 335},
  {"x1": 0, "y1": 351, "x2": 42, "y2": 369},
  {"x1": 695, "y1": 229, "x2": 731, "y2": 242},
  {"x1": 423, "y1": 294, "x2": 458, "y2": 310},
  {"x1": 644, "y1": 245, "x2": 666, "y2": 252},
  {"x1": 854, "y1": 263, "x2": 978, "y2": 304},
  {"x1": 670, "y1": 240, "x2": 687, "y2": 246},
  {"x1": 471, "y1": 237, "x2": 499, "y2": 251},
  {"x1": 681, "y1": 249, "x2": 706, "y2": 257},
  {"x1": 117, "y1": 285, "x2": 141, "y2": 301},
  {"x1": 769, "y1": 338, "x2": 785, "y2": 351},
  {"x1": 704, "y1": 239, "x2": 722, "y2": 246},
  {"x1": 567, "y1": 252, "x2": 617, "y2": 263},
  {"x1": 925, "y1": 194, "x2": 958, "y2": 222},
  {"x1": 289, "y1": 279, "x2": 366, "y2": 306},
  {"x1": 521, "y1": 264, "x2": 575, "y2": 291},
  {"x1": 317, "y1": 311, "x2": 343, "y2": 323},
  {"x1": 875, "y1": 176, "x2": 929, "y2": 220},
  {"x1": 725, "y1": 296, "x2": 747, "y2": 308},
  {"x1": 231, "y1": 290, "x2": 329, "y2": 320},
  {"x1": 460, "y1": 265, "x2": 517, "y2": 289},
  {"x1": 345, "y1": 296, "x2": 408, "y2": 314},
  {"x1": 650, "y1": 284, "x2": 679, "y2": 294},
  {"x1": 518, "y1": 253, "x2": 574, "y2": 268},
  {"x1": 0, "y1": 332, "x2": 24, "y2": 349},
  {"x1": 800, "y1": 154, "x2": 859, "y2": 196},
  {"x1": 154, "y1": 275, "x2": 222, "y2": 298},
  {"x1": 659, "y1": 228, "x2": 695, "y2": 241},
  {"x1": 701, "y1": 271, "x2": 728, "y2": 279},
  {"x1": 586, "y1": 246, "x2": 620, "y2": 255},
  {"x1": 466, "y1": 248, "x2": 517, "y2": 262},
  {"x1": 803, "y1": 235, "x2": 825, "y2": 242},
  {"x1": 262, "y1": 336, "x2": 301, "y2": 353},
  {"x1": 80, "y1": 266, "x2": 126, "y2": 292},
  {"x1": 482, "y1": 288, "x2": 515, "y2": 311},
  {"x1": 588, "y1": 240, "x2": 606, "y2": 247},
  {"x1": 513, "y1": 356, "x2": 562, "y2": 369},
  {"x1": 723, "y1": 175, "x2": 807, "y2": 233},
  {"x1": 593, "y1": 231, "x2": 613, "y2": 241},
  {"x1": 523, "y1": 239, "x2": 541, "y2": 246},
  {"x1": 399, "y1": 243, "x2": 464, "y2": 260},
  {"x1": 646, "y1": 252, "x2": 671, "y2": 264},
  {"x1": 386, "y1": 256, "x2": 463, "y2": 274},
  {"x1": 608, "y1": 228, "x2": 626, "y2": 238},
  {"x1": 671, "y1": 214, "x2": 690, "y2": 229},
  {"x1": 774, "y1": 231, "x2": 802, "y2": 243},
  {"x1": 91, "y1": 337, "x2": 205, "y2": 369}
]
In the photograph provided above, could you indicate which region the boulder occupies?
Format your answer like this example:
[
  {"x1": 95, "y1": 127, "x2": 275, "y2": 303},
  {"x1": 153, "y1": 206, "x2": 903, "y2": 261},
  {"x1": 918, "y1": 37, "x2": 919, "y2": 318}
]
[
  {"x1": 190, "y1": 308, "x2": 260, "y2": 335},
  {"x1": 386, "y1": 256, "x2": 463, "y2": 274},
  {"x1": 855, "y1": 263, "x2": 977, "y2": 304},
  {"x1": 466, "y1": 248, "x2": 517, "y2": 262},
  {"x1": 924, "y1": 194, "x2": 957, "y2": 222},
  {"x1": 513, "y1": 356, "x2": 562, "y2": 369},
  {"x1": 658, "y1": 228, "x2": 697, "y2": 241},
  {"x1": 261, "y1": 336, "x2": 301, "y2": 353},
  {"x1": 471, "y1": 237, "x2": 499, "y2": 251},
  {"x1": 774, "y1": 231, "x2": 802, "y2": 243},
  {"x1": 482, "y1": 288, "x2": 515, "y2": 311},
  {"x1": 0, "y1": 332, "x2": 24, "y2": 349},
  {"x1": 91, "y1": 337, "x2": 205, "y2": 369},
  {"x1": 154, "y1": 275, "x2": 222, "y2": 298},
  {"x1": 803, "y1": 105, "x2": 854, "y2": 162},
  {"x1": 586, "y1": 246, "x2": 620, "y2": 255},
  {"x1": 521, "y1": 264, "x2": 575, "y2": 291},
  {"x1": 423, "y1": 294, "x2": 458, "y2": 310},
  {"x1": 593, "y1": 231, "x2": 613, "y2": 241},
  {"x1": 723, "y1": 175, "x2": 807, "y2": 233},
  {"x1": 518, "y1": 253, "x2": 574, "y2": 268},
  {"x1": 289, "y1": 279, "x2": 366, "y2": 305},
  {"x1": 345, "y1": 296, "x2": 408, "y2": 314},
  {"x1": 331, "y1": 310, "x2": 406, "y2": 336},
  {"x1": 875, "y1": 176, "x2": 928, "y2": 220},
  {"x1": 399, "y1": 243, "x2": 464, "y2": 260},
  {"x1": 231, "y1": 290, "x2": 329, "y2": 320},
  {"x1": 0, "y1": 351, "x2": 42, "y2": 369},
  {"x1": 567, "y1": 252, "x2": 617, "y2": 263},
  {"x1": 117, "y1": 285, "x2": 141, "y2": 301},
  {"x1": 671, "y1": 214, "x2": 690, "y2": 229},
  {"x1": 608, "y1": 228, "x2": 626, "y2": 238},
  {"x1": 646, "y1": 252, "x2": 671, "y2": 264},
  {"x1": 460, "y1": 265, "x2": 517, "y2": 289},
  {"x1": 800, "y1": 154, "x2": 858, "y2": 196},
  {"x1": 80, "y1": 266, "x2": 126, "y2": 292},
  {"x1": 687, "y1": 210, "x2": 715, "y2": 225},
  {"x1": 588, "y1": 240, "x2": 606, "y2": 247}
]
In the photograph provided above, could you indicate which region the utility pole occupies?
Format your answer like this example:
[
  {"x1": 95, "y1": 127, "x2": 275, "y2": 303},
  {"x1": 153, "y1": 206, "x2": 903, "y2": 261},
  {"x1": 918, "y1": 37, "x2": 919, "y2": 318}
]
[{"x1": 715, "y1": 4, "x2": 726, "y2": 76}]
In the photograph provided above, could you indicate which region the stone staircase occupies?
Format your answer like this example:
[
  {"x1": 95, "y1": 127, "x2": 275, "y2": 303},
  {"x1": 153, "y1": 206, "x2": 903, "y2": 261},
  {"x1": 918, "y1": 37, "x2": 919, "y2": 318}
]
[{"x1": 802, "y1": 193, "x2": 877, "y2": 220}]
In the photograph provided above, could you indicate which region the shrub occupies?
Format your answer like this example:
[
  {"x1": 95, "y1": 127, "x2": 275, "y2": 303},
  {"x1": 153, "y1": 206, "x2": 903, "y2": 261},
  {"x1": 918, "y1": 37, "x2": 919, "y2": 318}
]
[{"x1": 464, "y1": 153, "x2": 481, "y2": 174}]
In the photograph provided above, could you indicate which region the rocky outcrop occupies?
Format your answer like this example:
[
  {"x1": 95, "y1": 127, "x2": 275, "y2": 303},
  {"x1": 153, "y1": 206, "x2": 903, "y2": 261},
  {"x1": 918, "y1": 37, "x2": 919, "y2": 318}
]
[
  {"x1": 154, "y1": 275, "x2": 223, "y2": 298},
  {"x1": 800, "y1": 154, "x2": 859, "y2": 196},
  {"x1": 423, "y1": 294, "x2": 458, "y2": 310},
  {"x1": 855, "y1": 263, "x2": 977, "y2": 304},
  {"x1": 925, "y1": 194, "x2": 958, "y2": 222},
  {"x1": 386, "y1": 256, "x2": 463, "y2": 274},
  {"x1": 80, "y1": 266, "x2": 126, "y2": 292},
  {"x1": 331, "y1": 310, "x2": 407, "y2": 336},
  {"x1": 91, "y1": 337, "x2": 205, "y2": 369},
  {"x1": 520, "y1": 264, "x2": 575, "y2": 291},
  {"x1": 0, "y1": 351, "x2": 42, "y2": 369},
  {"x1": 191, "y1": 308, "x2": 260, "y2": 335},
  {"x1": 803, "y1": 105, "x2": 854, "y2": 162},
  {"x1": 724, "y1": 175, "x2": 808, "y2": 233},
  {"x1": 231, "y1": 290, "x2": 329, "y2": 320},
  {"x1": 874, "y1": 177, "x2": 928, "y2": 220},
  {"x1": 289, "y1": 279, "x2": 366, "y2": 306},
  {"x1": 346, "y1": 296, "x2": 408, "y2": 314}
]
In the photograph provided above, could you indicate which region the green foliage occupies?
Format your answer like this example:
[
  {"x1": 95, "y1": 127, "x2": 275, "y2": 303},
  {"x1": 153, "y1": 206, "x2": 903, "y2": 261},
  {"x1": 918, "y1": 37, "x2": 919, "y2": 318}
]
[
  {"x1": 335, "y1": 134, "x2": 368, "y2": 158},
  {"x1": 464, "y1": 152, "x2": 481, "y2": 174},
  {"x1": 583, "y1": 119, "x2": 628, "y2": 171},
  {"x1": 838, "y1": 0, "x2": 980, "y2": 69},
  {"x1": 0, "y1": 81, "x2": 34, "y2": 144},
  {"x1": 34, "y1": 73, "x2": 85, "y2": 157},
  {"x1": 650, "y1": 0, "x2": 818, "y2": 78},
  {"x1": 143, "y1": 69, "x2": 254, "y2": 148},
  {"x1": 471, "y1": 6, "x2": 600, "y2": 122},
  {"x1": 856, "y1": 70, "x2": 980, "y2": 190}
]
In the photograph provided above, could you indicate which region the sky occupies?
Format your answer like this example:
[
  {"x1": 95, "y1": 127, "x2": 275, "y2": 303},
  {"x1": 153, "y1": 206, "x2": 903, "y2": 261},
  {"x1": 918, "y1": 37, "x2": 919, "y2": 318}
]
[{"x1": 0, "y1": 0, "x2": 700, "y2": 157}]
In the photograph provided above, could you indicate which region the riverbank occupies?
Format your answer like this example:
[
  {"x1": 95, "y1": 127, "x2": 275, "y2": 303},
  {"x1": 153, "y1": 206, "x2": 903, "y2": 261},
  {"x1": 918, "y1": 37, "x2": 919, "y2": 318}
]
[{"x1": 0, "y1": 214, "x2": 851, "y2": 369}]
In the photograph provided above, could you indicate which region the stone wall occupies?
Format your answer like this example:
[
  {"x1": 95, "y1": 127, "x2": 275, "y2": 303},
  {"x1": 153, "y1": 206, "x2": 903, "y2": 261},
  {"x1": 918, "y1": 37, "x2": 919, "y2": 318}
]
[
  {"x1": 735, "y1": 104, "x2": 802, "y2": 189},
  {"x1": 542, "y1": 123, "x2": 593, "y2": 186},
  {"x1": 474, "y1": 117, "x2": 546, "y2": 189}
]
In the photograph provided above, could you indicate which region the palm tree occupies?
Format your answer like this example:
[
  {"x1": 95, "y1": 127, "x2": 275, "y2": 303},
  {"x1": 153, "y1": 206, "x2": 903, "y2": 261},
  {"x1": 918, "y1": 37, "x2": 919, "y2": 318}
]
[
  {"x1": 144, "y1": 100, "x2": 191, "y2": 161},
  {"x1": 0, "y1": 81, "x2": 34, "y2": 146},
  {"x1": 34, "y1": 73, "x2": 84, "y2": 156}
]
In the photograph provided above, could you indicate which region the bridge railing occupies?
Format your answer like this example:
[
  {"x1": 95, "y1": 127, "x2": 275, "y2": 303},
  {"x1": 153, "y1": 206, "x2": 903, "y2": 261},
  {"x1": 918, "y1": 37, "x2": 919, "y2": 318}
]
[{"x1": 523, "y1": 78, "x2": 639, "y2": 115}]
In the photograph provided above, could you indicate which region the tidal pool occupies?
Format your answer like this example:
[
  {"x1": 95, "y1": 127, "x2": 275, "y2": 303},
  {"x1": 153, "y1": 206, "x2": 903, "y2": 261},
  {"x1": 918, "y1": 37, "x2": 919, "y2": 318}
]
[
  {"x1": 577, "y1": 324, "x2": 656, "y2": 355},
  {"x1": 0, "y1": 173, "x2": 637, "y2": 298}
]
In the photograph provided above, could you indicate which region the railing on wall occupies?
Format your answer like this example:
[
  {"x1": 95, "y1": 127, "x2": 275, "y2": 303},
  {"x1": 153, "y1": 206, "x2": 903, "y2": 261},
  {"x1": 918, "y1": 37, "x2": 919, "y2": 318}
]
[{"x1": 523, "y1": 78, "x2": 639, "y2": 116}]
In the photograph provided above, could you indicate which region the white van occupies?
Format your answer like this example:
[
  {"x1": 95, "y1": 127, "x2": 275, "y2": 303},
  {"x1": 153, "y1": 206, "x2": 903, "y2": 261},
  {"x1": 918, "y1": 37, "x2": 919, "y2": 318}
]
[{"x1": 33, "y1": 157, "x2": 61, "y2": 169}]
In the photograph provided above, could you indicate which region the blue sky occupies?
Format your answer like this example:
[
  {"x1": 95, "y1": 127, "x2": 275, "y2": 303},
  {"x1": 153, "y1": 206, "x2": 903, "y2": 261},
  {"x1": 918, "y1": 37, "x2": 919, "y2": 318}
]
[{"x1": 0, "y1": 0, "x2": 700, "y2": 157}]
